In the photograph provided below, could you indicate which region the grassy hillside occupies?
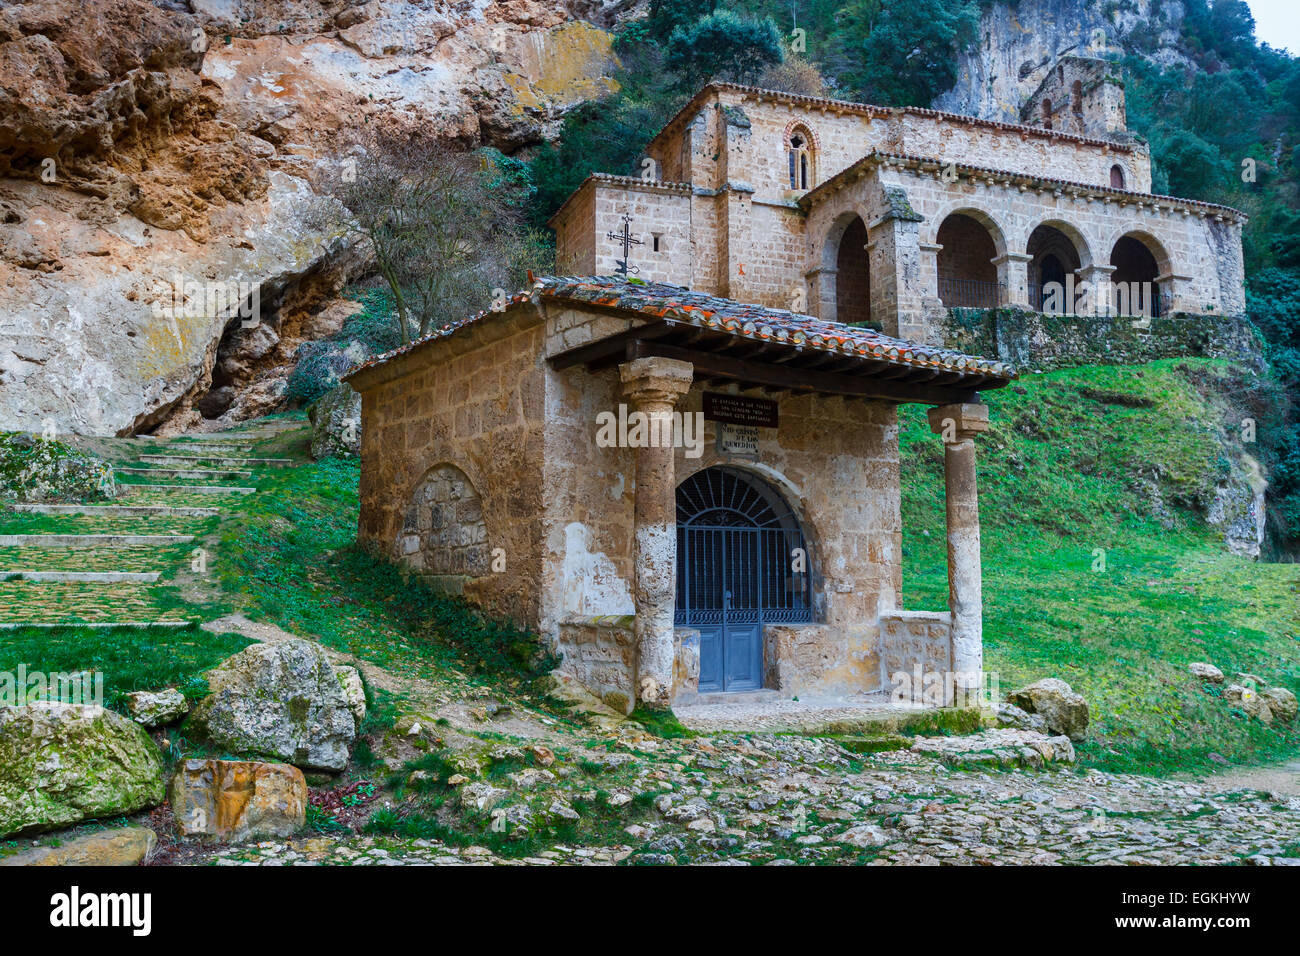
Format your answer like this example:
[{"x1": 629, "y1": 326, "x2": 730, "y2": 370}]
[
  {"x1": 2, "y1": 361, "x2": 1295, "y2": 780},
  {"x1": 900, "y1": 359, "x2": 1299, "y2": 775}
]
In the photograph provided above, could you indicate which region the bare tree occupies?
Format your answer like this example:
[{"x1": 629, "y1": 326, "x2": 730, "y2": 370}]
[{"x1": 311, "y1": 130, "x2": 550, "y2": 346}]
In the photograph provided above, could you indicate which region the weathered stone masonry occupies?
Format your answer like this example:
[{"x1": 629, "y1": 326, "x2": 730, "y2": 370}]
[
  {"x1": 346, "y1": 277, "x2": 1013, "y2": 713},
  {"x1": 550, "y1": 83, "x2": 1247, "y2": 348}
]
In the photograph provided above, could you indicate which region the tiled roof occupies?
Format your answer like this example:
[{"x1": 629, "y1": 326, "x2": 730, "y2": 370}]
[
  {"x1": 345, "y1": 276, "x2": 1017, "y2": 383},
  {"x1": 804, "y1": 151, "x2": 1247, "y2": 221}
]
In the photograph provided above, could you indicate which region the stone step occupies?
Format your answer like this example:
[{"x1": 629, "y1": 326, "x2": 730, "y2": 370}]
[
  {"x1": 160, "y1": 444, "x2": 249, "y2": 456},
  {"x1": 0, "y1": 570, "x2": 161, "y2": 583},
  {"x1": 0, "y1": 579, "x2": 196, "y2": 627},
  {"x1": 0, "y1": 533, "x2": 195, "y2": 547},
  {"x1": 117, "y1": 483, "x2": 257, "y2": 496},
  {"x1": 0, "y1": 544, "x2": 186, "y2": 572},
  {"x1": 0, "y1": 620, "x2": 195, "y2": 630},
  {"x1": 139, "y1": 454, "x2": 292, "y2": 468},
  {"x1": 9, "y1": 503, "x2": 220, "y2": 518},
  {"x1": 118, "y1": 467, "x2": 253, "y2": 480}
]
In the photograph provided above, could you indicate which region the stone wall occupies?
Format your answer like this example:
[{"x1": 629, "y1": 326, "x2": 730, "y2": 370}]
[
  {"x1": 941, "y1": 308, "x2": 1264, "y2": 371},
  {"x1": 398, "y1": 463, "x2": 490, "y2": 593},
  {"x1": 646, "y1": 87, "x2": 1152, "y2": 205},
  {"x1": 552, "y1": 86, "x2": 1243, "y2": 343},
  {"x1": 352, "y1": 307, "x2": 548, "y2": 624},
  {"x1": 552, "y1": 619, "x2": 702, "y2": 714},
  {"x1": 554, "y1": 616, "x2": 637, "y2": 714},
  {"x1": 878, "y1": 610, "x2": 955, "y2": 705}
]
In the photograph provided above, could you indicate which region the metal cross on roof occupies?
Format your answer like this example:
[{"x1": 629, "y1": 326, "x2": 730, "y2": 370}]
[{"x1": 605, "y1": 214, "x2": 642, "y2": 277}]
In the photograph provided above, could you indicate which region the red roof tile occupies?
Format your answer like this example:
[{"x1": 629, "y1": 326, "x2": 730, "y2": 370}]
[{"x1": 345, "y1": 276, "x2": 1016, "y2": 384}]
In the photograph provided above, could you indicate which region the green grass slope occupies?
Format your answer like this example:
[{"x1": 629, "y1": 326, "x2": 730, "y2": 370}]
[{"x1": 900, "y1": 358, "x2": 1299, "y2": 774}]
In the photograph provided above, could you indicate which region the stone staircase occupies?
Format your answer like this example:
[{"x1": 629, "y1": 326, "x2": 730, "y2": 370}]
[{"x1": 0, "y1": 419, "x2": 301, "y2": 629}]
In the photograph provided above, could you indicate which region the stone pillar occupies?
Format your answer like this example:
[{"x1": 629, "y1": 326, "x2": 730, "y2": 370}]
[
  {"x1": 1076, "y1": 264, "x2": 1116, "y2": 317},
  {"x1": 993, "y1": 252, "x2": 1033, "y2": 308},
  {"x1": 620, "y1": 356, "x2": 694, "y2": 709},
  {"x1": 926, "y1": 403, "x2": 990, "y2": 707},
  {"x1": 805, "y1": 266, "x2": 837, "y2": 321}
]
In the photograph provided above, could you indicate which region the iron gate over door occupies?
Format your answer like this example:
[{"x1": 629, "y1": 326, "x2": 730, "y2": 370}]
[{"x1": 674, "y1": 467, "x2": 814, "y2": 692}]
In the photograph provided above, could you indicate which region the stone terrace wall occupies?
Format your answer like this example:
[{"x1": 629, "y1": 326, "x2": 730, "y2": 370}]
[{"x1": 941, "y1": 308, "x2": 1264, "y2": 371}]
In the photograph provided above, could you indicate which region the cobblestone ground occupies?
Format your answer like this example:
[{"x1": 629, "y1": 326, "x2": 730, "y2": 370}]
[{"x1": 206, "y1": 733, "x2": 1300, "y2": 866}]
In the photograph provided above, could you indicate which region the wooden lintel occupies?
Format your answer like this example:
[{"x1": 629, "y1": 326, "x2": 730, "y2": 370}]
[{"x1": 626, "y1": 340, "x2": 978, "y2": 406}]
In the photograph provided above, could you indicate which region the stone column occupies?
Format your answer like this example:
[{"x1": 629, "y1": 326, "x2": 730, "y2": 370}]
[
  {"x1": 926, "y1": 403, "x2": 990, "y2": 707},
  {"x1": 1076, "y1": 264, "x2": 1116, "y2": 317},
  {"x1": 993, "y1": 252, "x2": 1033, "y2": 308},
  {"x1": 620, "y1": 356, "x2": 694, "y2": 710},
  {"x1": 805, "y1": 266, "x2": 837, "y2": 321}
]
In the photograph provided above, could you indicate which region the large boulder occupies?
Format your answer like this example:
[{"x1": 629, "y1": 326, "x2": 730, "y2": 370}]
[
  {"x1": 1224, "y1": 683, "x2": 1273, "y2": 723},
  {"x1": 1007, "y1": 678, "x2": 1089, "y2": 742},
  {"x1": 187, "y1": 639, "x2": 357, "y2": 771},
  {"x1": 1261, "y1": 687, "x2": 1298, "y2": 723},
  {"x1": 308, "y1": 382, "x2": 361, "y2": 460},
  {"x1": 0, "y1": 434, "x2": 114, "y2": 502},
  {"x1": 1188, "y1": 662, "x2": 1225, "y2": 683},
  {"x1": 170, "y1": 759, "x2": 306, "y2": 844},
  {"x1": 0, "y1": 703, "x2": 165, "y2": 838}
]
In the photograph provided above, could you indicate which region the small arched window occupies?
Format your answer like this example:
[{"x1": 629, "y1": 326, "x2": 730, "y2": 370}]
[
  {"x1": 1110, "y1": 164, "x2": 1125, "y2": 189},
  {"x1": 1042, "y1": 98, "x2": 1053, "y2": 130},
  {"x1": 787, "y1": 127, "x2": 815, "y2": 191},
  {"x1": 1071, "y1": 80, "x2": 1083, "y2": 115}
]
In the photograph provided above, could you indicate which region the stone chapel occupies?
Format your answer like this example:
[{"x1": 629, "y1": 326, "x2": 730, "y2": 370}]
[{"x1": 344, "y1": 72, "x2": 1246, "y2": 714}]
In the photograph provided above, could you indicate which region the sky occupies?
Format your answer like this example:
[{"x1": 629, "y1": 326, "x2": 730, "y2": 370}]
[{"x1": 1247, "y1": 0, "x2": 1300, "y2": 54}]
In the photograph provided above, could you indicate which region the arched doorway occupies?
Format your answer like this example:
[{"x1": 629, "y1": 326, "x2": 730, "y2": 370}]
[
  {"x1": 675, "y1": 467, "x2": 813, "y2": 692},
  {"x1": 936, "y1": 213, "x2": 1002, "y2": 308},
  {"x1": 833, "y1": 215, "x2": 871, "y2": 326},
  {"x1": 1027, "y1": 223, "x2": 1083, "y2": 313},
  {"x1": 1110, "y1": 234, "x2": 1163, "y2": 317}
]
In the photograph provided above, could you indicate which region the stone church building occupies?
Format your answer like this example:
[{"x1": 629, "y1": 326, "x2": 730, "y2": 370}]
[
  {"x1": 345, "y1": 72, "x2": 1245, "y2": 713},
  {"x1": 346, "y1": 276, "x2": 1014, "y2": 712},
  {"x1": 550, "y1": 68, "x2": 1246, "y2": 343}
]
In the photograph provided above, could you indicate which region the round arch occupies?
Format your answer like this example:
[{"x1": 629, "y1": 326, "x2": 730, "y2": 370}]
[
  {"x1": 1107, "y1": 230, "x2": 1173, "y2": 317},
  {"x1": 674, "y1": 464, "x2": 819, "y2": 692},
  {"x1": 819, "y1": 209, "x2": 872, "y2": 325},
  {"x1": 399, "y1": 461, "x2": 490, "y2": 576},
  {"x1": 933, "y1": 209, "x2": 1007, "y2": 308},
  {"x1": 924, "y1": 204, "x2": 1010, "y2": 260}
]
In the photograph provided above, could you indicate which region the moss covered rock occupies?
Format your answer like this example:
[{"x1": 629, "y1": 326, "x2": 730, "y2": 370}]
[
  {"x1": 0, "y1": 433, "x2": 115, "y2": 502},
  {"x1": 186, "y1": 639, "x2": 357, "y2": 771},
  {"x1": 0, "y1": 703, "x2": 165, "y2": 838}
]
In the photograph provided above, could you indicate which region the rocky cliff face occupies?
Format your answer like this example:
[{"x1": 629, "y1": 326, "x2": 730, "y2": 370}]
[
  {"x1": 0, "y1": 0, "x2": 628, "y2": 435},
  {"x1": 934, "y1": 0, "x2": 1190, "y2": 122}
]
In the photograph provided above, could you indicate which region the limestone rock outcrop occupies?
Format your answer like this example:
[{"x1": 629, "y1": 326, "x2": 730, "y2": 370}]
[
  {"x1": 0, "y1": 702, "x2": 165, "y2": 837},
  {"x1": 170, "y1": 758, "x2": 307, "y2": 843},
  {"x1": 0, "y1": 0, "x2": 624, "y2": 436},
  {"x1": 309, "y1": 382, "x2": 361, "y2": 459},
  {"x1": 124, "y1": 687, "x2": 190, "y2": 728},
  {"x1": 187, "y1": 638, "x2": 358, "y2": 771},
  {"x1": 0, "y1": 826, "x2": 157, "y2": 866}
]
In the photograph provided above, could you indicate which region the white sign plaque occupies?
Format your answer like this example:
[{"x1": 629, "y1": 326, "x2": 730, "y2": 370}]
[{"x1": 718, "y1": 422, "x2": 760, "y2": 458}]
